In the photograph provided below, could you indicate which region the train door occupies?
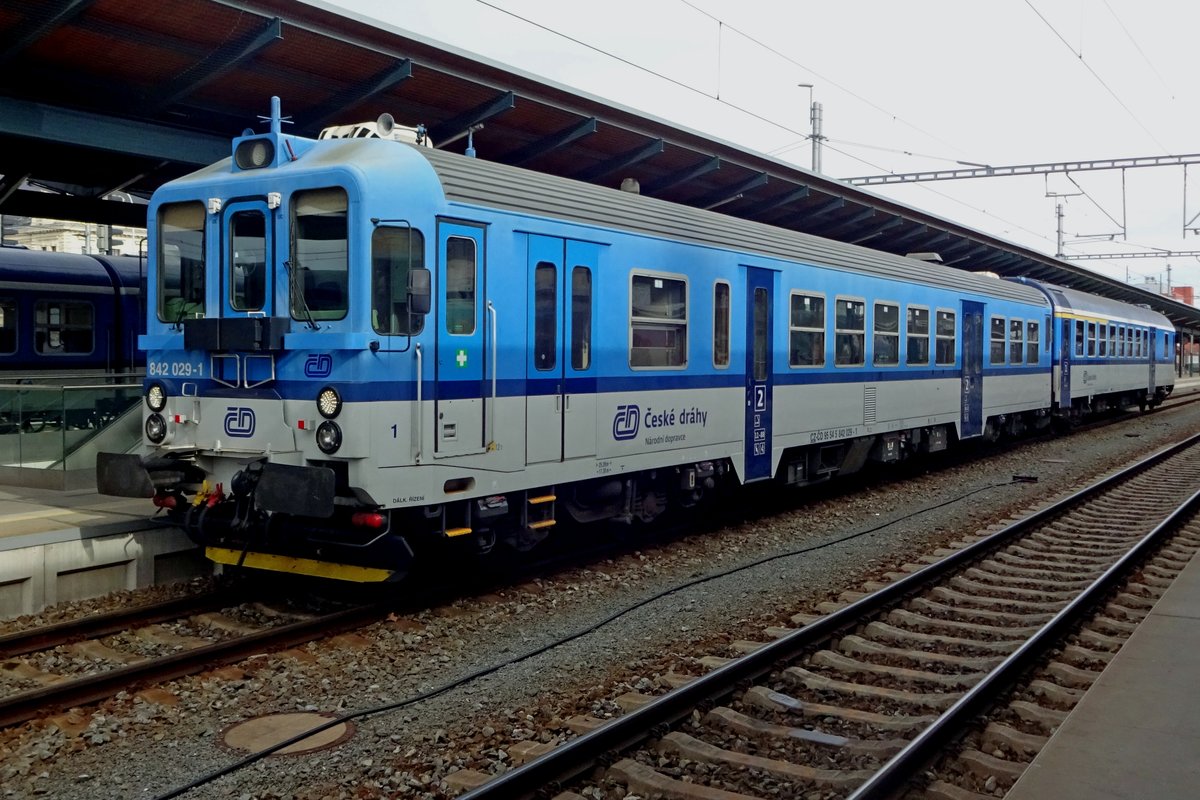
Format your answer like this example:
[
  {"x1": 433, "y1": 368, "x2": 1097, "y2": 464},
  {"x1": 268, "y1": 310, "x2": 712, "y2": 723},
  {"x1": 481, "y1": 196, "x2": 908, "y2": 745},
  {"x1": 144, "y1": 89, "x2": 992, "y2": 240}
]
[
  {"x1": 744, "y1": 267, "x2": 773, "y2": 481},
  {"x1": 1058, "y1": 318, "x2": 1072, "y2": 407},
  {"x1": 435, "y1": 220, "x2": 487, "y2": 458},
  {"x1": 1148, "y1": 328, "x2": 1157, "y2": 394},
  {"x1": 960, "y1": 301, "x2": 984, "y2": 438},
  {"x1": 525, "y1": 235, "x2": 598, "y2": 464},
  {"x1": 221, "y1": 201, "x2": 273, "y2": 320},
  {"x1": 215, "y1": 200, "x2": 275, "y2": 386}
]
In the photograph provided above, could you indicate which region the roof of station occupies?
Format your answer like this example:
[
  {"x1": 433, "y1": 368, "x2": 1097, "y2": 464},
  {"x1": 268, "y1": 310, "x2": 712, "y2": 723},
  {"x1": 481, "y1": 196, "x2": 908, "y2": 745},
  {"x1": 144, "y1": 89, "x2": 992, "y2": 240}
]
[{"x1": 2, "y1": 0, "x2": 1197, "y2": 330}]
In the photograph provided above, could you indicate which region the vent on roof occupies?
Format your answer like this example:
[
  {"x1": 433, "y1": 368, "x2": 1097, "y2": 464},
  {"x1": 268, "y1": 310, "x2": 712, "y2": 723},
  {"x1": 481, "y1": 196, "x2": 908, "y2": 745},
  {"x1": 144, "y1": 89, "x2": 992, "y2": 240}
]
[{"x1": 905, "y1": 252, "x2": 943, "y2": 263}]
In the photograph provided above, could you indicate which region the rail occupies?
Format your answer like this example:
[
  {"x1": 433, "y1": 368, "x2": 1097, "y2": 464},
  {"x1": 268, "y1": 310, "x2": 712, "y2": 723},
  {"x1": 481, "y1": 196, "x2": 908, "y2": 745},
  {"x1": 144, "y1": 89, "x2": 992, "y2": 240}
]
[
  {"x1": 0, "y1": 602, "x2": 385, "y2": 729},
  {"x1": 459, "y1": 430, "x2": 1200, "y2": 799},
  {"x1": 850, "y1": 480, "x2": 1200, "y2": 799}
]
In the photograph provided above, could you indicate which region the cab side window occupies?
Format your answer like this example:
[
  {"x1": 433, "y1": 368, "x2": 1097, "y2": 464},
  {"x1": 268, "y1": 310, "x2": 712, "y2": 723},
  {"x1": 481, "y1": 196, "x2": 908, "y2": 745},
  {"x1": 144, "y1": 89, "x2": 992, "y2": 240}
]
[
  {"x1": 445, "y1": 237, "x2": 477, "y2": 335},
  {"x1": 371, "y1": 226, "x2": 425, "y2": 335},
  {"x1": 158, "y1": 201, "x2": 206, "y2": 323}
]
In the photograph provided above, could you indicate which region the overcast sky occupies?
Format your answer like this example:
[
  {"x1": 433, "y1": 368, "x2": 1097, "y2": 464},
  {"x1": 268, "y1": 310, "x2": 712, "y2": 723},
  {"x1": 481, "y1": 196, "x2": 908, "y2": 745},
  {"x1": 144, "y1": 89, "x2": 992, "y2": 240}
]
[{"x1": 316, "y1": 0, "x2": 1200, "y2": 292}]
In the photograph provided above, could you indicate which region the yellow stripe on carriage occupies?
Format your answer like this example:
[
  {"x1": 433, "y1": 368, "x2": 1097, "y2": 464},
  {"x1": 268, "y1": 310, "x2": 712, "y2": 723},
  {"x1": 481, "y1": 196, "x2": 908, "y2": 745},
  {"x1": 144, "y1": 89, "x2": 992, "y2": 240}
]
[{"x1": 205, "y1": 547, "x2": 395, "y2": 583}]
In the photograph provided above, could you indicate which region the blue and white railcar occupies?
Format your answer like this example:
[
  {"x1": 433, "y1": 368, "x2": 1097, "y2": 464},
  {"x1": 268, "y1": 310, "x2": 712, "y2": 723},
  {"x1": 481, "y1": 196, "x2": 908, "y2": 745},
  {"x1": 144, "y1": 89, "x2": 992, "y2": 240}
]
[
  {"x1": 1013, "y1": 279, "x2": 1174, "y2": 414},
  {"x1": 96, "y1": 101, "x2": 1167, "y2": 583}
]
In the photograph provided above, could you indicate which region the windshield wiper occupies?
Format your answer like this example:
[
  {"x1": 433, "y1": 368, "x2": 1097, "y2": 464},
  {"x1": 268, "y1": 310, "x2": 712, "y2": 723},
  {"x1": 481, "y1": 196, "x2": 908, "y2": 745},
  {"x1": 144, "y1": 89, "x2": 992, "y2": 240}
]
[{"x1": 284, "y1": 259, "x2": 319, "y2": 331}]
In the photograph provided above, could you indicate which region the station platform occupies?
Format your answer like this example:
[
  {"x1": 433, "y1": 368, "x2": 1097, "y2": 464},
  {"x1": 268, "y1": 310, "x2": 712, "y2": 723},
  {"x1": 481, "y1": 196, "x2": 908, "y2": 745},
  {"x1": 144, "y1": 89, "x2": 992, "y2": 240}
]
[
  {"x1": 0, "y1": 486, "x2": 206, "y2": 619},
  {"x1": 1006, "y1": 546, "x2": 1200, "y2": 799}
]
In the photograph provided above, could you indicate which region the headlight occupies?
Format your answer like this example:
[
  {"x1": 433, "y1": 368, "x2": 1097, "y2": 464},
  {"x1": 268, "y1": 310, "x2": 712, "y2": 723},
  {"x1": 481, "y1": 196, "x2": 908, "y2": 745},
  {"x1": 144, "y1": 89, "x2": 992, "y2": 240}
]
[
  {"x1": 316, "y1": 421, "x2": 342, "y2": 454},
  {"x1": 146, "y1": 383, "x2": 167, "y2": 412},
  {"x1": 146, "y1": 413, "x2": 167, "y2": 443},
  {"x1": 234, "y1": 138, "x2": 275, "y2": 169},
  {"x1": 317, "y1": 386, "x2": 341, "y2": 419}
]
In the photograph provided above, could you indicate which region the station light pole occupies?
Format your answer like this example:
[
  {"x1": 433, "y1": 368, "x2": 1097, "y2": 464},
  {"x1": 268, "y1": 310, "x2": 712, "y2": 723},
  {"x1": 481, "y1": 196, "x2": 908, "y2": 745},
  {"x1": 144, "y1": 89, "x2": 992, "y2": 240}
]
[{"x1": 798, "y1": 83, "x2": 824, "y2": 173}]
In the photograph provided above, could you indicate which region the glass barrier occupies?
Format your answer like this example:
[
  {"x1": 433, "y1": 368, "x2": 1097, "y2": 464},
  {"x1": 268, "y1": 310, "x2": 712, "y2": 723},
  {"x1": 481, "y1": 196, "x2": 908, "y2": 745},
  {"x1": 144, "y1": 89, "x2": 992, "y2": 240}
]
[{"x1": 0, "y1": 380, "x2": 143, "y2": 473}]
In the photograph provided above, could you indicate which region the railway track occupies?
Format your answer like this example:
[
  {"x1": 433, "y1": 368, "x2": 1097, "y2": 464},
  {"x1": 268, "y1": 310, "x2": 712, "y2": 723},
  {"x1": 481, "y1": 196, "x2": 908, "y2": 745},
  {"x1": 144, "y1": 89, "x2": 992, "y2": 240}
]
[
  {"x1": 0, "y1": 595, "x2": 384, "y2": 729},
  {"x1": 458, "y1": 431, "x2": 1200, "y2": 800}
]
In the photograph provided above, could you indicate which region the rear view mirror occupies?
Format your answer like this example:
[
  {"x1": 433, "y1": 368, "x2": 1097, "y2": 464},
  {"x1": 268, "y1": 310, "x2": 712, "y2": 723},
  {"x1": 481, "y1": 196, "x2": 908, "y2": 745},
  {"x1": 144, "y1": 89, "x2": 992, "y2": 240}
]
[{"x1": 408, "y1": 268, "x2": 431, "y2": 315}]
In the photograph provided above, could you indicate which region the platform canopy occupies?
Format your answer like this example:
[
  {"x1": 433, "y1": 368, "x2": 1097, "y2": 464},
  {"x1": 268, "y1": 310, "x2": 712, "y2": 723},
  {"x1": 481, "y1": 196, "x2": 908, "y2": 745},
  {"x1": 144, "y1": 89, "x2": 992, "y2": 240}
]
[{"x1": 1, "y1": 0, "x2": 1197, "y2": 330}]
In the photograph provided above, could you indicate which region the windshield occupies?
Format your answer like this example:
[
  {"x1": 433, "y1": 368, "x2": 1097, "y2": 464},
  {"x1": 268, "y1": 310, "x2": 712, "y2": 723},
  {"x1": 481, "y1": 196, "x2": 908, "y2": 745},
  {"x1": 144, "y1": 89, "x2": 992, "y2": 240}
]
[
  {"x1": 291, "y1": 187, "x2": 348, "y2": 321},
  {"x1": 158, "y1": 201, "x2": 206, "y2": 322}
]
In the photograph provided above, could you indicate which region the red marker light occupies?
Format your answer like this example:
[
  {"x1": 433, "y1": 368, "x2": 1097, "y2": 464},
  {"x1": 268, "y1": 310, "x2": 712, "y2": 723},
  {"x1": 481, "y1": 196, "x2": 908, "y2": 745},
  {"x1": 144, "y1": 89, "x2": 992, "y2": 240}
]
[
  {"x1": 351, "y1": 512, "x2": 386, "y2": 529},
  {"x1": 153, "y1": 494, "x2": 177, "y2": 509}
]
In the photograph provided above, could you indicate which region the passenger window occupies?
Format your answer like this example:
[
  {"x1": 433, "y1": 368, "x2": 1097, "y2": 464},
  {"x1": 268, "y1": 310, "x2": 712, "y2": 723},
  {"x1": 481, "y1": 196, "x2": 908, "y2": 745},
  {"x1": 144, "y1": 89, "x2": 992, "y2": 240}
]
[
  {"x1": 1045, "y1": 316, "x2": 1052, "y2": 352},
  {"x1": 533, "y1": 262, "x2": 556, "y2": 371},
  {"x1": 1075, "y1": 321, "x2": 1085, "y2": 356},
  {"x1": 36, "y1": 301, "x2": 93, "y2": 354},
  {"x1": 1009, "y1": 319, "x2": 1023, "y2": 364},
  {"x1": 445, "y1": 236, "x2": 477, "y2": 335},
  {"x1": 906, "y1": 306, "x2": 930, "y2": 365},
  {"x1": 1087, "y1": 322, "x2": 1097, "y2": 357},
  {"x1": 1107, "y1": 324, "x2": 1115, "y2": 358},
  {"x1": 835, "y1": 298, "x2": 865, "y2": 366},
  {"x1": 1119, "y1": 326, "x2": 1127, "y2": 357},
  {"x1": 935, "y1": 310, "x2": 956, "y2": 365},
  {"x1": 789, "y1": 292, "x2": 824, "y2": 367},
  {"x1": 0, "y1": 299, "x2": 15, "y2": 354},
  {"x1": 291, "y1": 188, "x2": 348, "y2": 321},
  {"x1": 713, "y1": 282, "x2": 730, "y2": 368},
  {"x1": 158, "y1": 201, "x2": 206, "y2": 323},
  {"x1": 630, "y1": 273, "x2": 687, "y2": 368},
  {"x1": 1026, "y1": 321, "x2": 1039, "y2": 364},
  {"x1": 873, "y1": 302, "x2": 899, "y2": 366},
  {"x1": 371, "y1": 226, "x2": 425, "y2": 336},
  {"x1": 1163, "y1": 333, "x2": 1170, "y2": 359},
  {"x1": 572, "y1": 267, "x2": 592, "y2": 370},
  {"x1": 990, "y1": 316, "x2": 1006, "y2": 365}
]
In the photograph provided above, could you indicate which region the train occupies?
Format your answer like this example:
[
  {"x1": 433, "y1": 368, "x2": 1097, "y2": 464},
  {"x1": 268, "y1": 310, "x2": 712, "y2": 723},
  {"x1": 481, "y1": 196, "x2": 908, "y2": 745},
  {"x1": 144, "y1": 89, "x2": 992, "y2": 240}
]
[
  {"x1": 0, "y1": 246, "x2": 144, "y2": 433},
  {"x1": 0, "y1": 246, "x2": 143, "y2": 374},
  {"x1": 97, "y1": 98, "x2": 1176, "y2": 584}
]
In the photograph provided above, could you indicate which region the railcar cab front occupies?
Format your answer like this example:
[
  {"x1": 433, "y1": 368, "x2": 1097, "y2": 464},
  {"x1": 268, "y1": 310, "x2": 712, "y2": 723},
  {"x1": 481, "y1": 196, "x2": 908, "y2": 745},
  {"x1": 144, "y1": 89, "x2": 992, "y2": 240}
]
[{"x1": 100, "y1": 97, "x2": 438, "y2": 582}]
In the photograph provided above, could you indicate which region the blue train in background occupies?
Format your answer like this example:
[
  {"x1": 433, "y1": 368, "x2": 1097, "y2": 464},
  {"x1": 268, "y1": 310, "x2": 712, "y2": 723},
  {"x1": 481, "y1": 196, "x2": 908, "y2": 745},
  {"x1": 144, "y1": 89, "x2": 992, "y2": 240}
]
[
  {"x1": 0, "y1": 246, "x2": 144, "y2": 374},
  {"x1": 98, "y1": 98, "x2": 1176, "y2": 584},
  {"x1": 0, "y1": 246, "x2": 144, "y2": 433}
]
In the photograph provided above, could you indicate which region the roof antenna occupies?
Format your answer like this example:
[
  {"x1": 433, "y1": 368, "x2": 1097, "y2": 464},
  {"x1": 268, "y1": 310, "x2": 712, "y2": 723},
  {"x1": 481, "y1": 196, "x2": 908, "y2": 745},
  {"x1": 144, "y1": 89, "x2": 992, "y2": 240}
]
[{"x1": 258, "y1": 96, "x2": 292, "y2": 135}]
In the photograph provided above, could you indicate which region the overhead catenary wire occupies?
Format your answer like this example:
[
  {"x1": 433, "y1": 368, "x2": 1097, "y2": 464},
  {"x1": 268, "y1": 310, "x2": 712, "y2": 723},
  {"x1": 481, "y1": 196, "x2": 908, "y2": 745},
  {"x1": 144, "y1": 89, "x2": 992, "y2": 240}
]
[
  {"x1": 676, "y1": 0, "x2": 973, "y2": 159},
  {"x1": 475, "y1": 0, "x2": 981, "y2": 168},
  {"x1": 1064, "y1": 173, "x2": 1125, "y2": 233},
  {"x1": 820, "y1": 140, "x2": 1057, "y2": 247},
  {"x1": 1103, "y1": 0, "x2": 1175, "y2": 100},
  {"x1": 1023, "y1": 0, "x2": 1169, "y2": 152},
  {"x1": 472, "y1": 0, "x2": 812, "y2": 142}
]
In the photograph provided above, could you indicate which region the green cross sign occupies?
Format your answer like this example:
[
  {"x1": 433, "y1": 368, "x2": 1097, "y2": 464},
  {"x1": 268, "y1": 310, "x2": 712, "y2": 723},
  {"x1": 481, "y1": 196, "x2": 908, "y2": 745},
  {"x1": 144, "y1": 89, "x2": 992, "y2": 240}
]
[{"x1": 456, "y1": 349, "x2": 468, "y2": 367}]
